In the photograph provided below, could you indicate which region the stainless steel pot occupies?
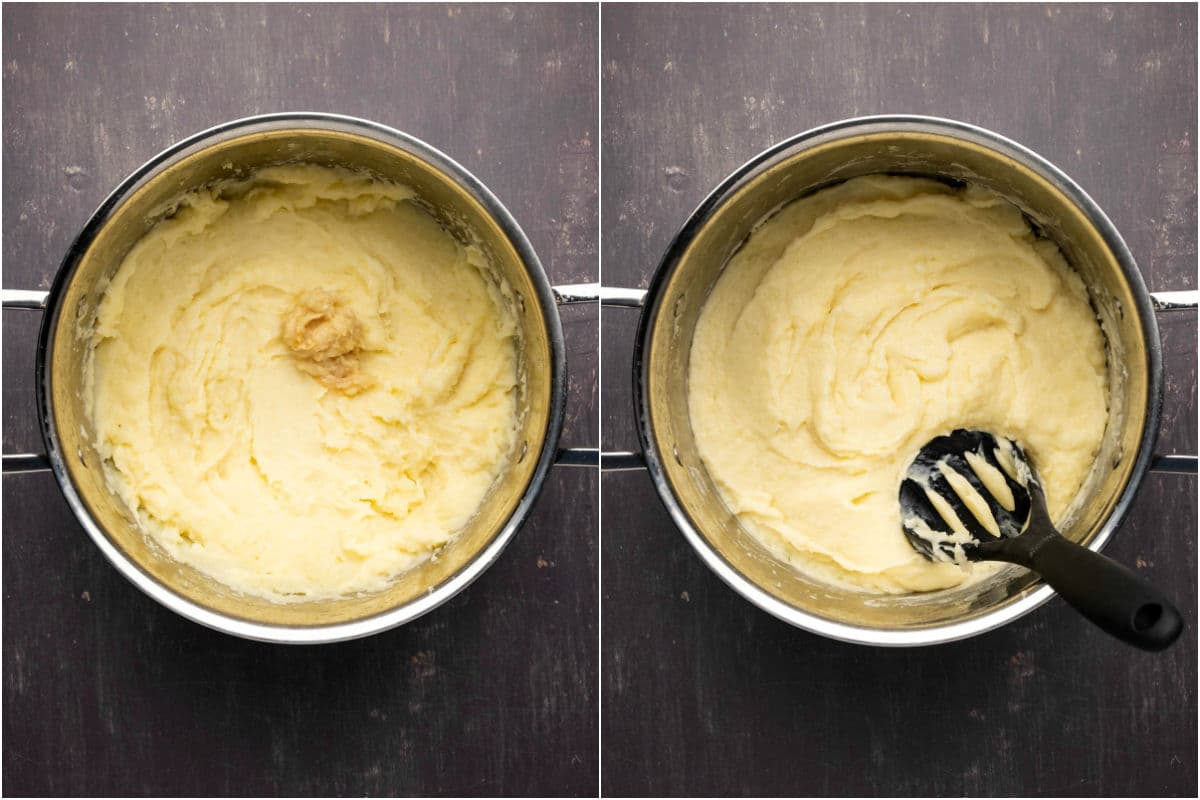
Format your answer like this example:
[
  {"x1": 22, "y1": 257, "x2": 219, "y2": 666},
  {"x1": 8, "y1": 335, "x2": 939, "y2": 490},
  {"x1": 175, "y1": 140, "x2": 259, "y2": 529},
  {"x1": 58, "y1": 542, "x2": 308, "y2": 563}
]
[
  {"x1": 2, "y1": 113, "x2": 600, "y2": 643},
  {"x1": 604, "y1": 115, "x2": 1196, "y2": 646}
]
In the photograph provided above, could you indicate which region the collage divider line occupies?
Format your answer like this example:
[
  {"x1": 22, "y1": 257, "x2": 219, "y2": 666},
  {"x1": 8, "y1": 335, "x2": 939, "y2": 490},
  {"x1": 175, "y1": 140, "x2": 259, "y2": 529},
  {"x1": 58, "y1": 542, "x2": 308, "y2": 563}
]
[{"x1": 595, "y1": 2, "x2": 603, "y2": 796}]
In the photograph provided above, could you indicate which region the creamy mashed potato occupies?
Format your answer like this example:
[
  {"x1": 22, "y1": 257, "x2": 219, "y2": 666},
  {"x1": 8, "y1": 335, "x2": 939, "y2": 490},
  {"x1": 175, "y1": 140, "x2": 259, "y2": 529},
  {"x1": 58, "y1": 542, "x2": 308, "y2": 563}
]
[
  {"x1": 688, "y1": 175, "x2": 1108, "y2": 593},
  {"x1": 86, "y1": 164, "x2": 521, "y2": 600}
]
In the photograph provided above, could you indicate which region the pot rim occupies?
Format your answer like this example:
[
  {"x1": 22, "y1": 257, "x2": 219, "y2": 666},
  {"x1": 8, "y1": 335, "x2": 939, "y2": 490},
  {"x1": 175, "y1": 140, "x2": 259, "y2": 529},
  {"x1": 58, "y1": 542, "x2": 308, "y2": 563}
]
[
  {"x1": 35, "y1": 112, "x2": 566, "y2": 644},
  {"x1": 632, "y1": 113, "x2": 1163, "y2": 647}
]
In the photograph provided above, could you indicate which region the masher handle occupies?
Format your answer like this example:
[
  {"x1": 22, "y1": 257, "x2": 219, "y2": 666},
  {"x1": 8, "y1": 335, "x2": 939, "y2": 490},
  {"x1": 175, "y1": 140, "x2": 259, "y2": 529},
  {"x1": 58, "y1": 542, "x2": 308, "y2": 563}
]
[{"x1": 990, "y1": 528, "x2": 1184, "y2": 651}]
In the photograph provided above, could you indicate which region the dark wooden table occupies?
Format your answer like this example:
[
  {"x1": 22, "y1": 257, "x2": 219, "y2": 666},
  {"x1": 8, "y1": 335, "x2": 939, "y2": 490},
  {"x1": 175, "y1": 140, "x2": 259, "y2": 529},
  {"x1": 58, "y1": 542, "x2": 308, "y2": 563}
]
[
  {"x1": 3, "y1": 4, "x2": 597, "y2": 796},
  {"x1": 601, "y1": 4, "x2": 1197, "y2": 797}
]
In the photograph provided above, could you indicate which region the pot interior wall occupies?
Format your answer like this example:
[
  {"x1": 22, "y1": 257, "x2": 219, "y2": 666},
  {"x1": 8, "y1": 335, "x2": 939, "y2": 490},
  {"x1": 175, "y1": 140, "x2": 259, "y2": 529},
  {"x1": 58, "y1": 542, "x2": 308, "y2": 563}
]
[
  {"x1": 47, "y1": 126, "x2": 552, "y2": 629},
  {"x1": 645, "y1": 128, "x2": 1151, "y2": 632}
]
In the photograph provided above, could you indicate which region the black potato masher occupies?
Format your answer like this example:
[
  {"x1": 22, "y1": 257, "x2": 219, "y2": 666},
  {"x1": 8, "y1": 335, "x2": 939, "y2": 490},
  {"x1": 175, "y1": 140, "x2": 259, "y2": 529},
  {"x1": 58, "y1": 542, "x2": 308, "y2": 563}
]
[{"x1": 900, "y1": 429, "x2": 1183, "y2": 650}]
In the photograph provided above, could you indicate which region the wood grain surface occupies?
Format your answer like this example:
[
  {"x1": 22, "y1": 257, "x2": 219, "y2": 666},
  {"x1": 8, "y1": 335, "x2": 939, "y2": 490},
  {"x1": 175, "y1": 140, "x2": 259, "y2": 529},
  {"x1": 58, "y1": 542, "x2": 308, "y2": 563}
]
[
  {"x1": 2, "y1": 4, "x2": 597, "y2": 796},
  {"x1": 600, "y1": 4, "x2": 1197, "y2": 797}
]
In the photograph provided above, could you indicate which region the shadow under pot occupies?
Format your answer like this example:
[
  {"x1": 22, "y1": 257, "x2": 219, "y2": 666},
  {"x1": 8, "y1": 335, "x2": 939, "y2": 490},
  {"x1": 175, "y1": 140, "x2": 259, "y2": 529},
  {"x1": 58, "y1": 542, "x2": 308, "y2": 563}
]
[
  {"x1": 604, "y1": 114, "x2": 1196, "y2": 647},
  {"x1": 2, "y1": 112, "x2": 600, "y2": 643}
]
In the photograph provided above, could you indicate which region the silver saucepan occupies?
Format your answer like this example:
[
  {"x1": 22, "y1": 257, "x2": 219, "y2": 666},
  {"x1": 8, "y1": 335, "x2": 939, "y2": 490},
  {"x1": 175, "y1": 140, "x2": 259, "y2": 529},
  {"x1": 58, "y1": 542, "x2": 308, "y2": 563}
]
[
  {"x1": 2, "y1": 113, "x2": 601, "y2": 644},
  {"x1": 602, "y1": 115, "x2": 1196, "y2": 647}
]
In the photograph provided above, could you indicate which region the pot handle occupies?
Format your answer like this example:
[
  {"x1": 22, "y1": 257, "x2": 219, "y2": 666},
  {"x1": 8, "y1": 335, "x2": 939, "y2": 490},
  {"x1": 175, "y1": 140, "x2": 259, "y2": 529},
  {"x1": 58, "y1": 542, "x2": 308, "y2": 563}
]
[
  {"x1": 1151, "y1": 291, "x2": 1198, "y2": 312},
  {"x1": 1149, "y1": 290, "x2": 1197, "y2": 474},
  {"x1": 551, "y1": 284, "x2": 606, "y2": 469},
  {"x1": 590, "y1": 286, "x2": 647, "y2": 471},
  {"x1": 2, "y1": 290, "x2": 52, "y2": 473},
  {"x1": 550, "y1": 283, "x2": 645, "y2": 468}
]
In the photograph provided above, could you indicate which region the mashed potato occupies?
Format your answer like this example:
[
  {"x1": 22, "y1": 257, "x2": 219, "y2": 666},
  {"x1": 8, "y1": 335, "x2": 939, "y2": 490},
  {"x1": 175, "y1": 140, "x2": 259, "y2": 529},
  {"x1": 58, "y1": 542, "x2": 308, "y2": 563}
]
[
  {"x1": 86, "y1": 165, "x2": 521, "y2": 600},
  {"x1": 688, "y1": 175, "x2": 1108, "y2": 593}
]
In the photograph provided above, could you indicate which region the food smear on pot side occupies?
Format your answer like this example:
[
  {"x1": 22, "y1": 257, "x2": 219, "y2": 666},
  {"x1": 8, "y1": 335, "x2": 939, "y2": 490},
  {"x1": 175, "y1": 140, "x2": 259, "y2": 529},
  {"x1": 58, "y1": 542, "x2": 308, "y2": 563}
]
[
  {"x1": 85, "y1": 164, "x2": 521, "y2": 601},
  {"x1": 687, "y1": 175, "x2": 1108, "y2": 593}
]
